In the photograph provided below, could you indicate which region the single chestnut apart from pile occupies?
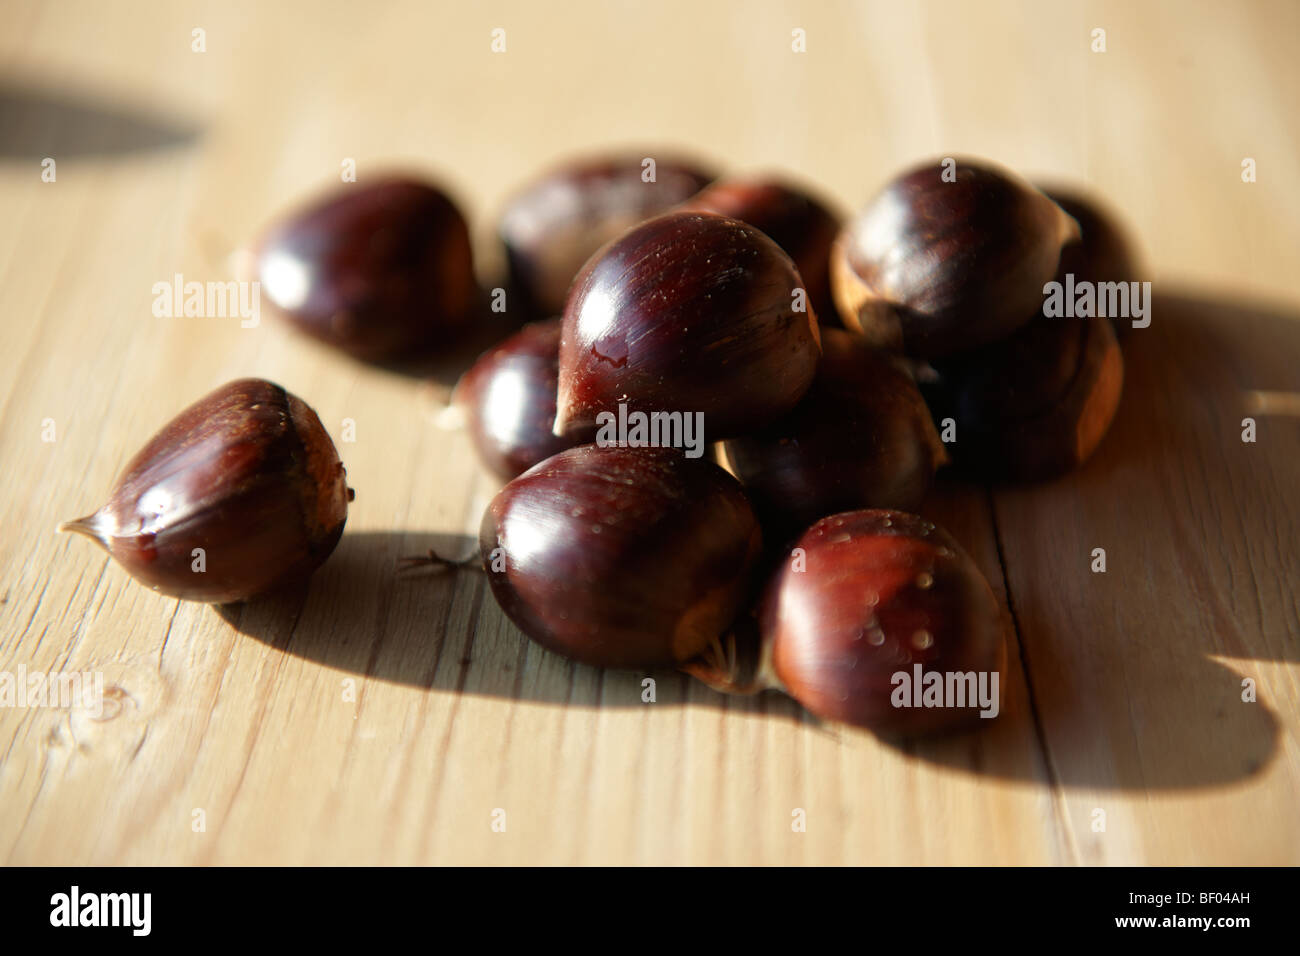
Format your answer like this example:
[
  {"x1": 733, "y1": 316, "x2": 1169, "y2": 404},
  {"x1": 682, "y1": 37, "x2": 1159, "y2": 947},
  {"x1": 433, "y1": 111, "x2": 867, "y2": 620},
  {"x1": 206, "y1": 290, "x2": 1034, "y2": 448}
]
[
  {"x1": 256, "y1": 176, "x2": 476, "y2": 361},
  {"x1": 480, "y1": 445, "x2": 762, "y2": 669},
  {"x1": 60, "y1": 378, "x2": 351, "y2": 603},
  {"x1": 554, "y1": 210, "x2": 822, "y2": 441}
]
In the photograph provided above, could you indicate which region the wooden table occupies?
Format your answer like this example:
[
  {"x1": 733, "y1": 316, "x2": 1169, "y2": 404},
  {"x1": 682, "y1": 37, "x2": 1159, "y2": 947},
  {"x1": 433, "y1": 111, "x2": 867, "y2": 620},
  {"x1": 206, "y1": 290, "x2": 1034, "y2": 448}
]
[{"x1": 1, "y1": 0, "x2": 1296, "y2": 865}]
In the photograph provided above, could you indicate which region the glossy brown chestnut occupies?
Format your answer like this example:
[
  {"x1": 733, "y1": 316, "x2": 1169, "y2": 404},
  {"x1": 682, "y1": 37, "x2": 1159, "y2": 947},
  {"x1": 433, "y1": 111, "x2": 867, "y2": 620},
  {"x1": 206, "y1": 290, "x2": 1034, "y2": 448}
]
[
  {"x1": 60, "y1": 379, "x2": 351, "y2": 603},
  {"x1": 1040, "y1": 186, "x2": 1147, "y2": 339},
  {"x1": 499, "y1": 154, "x2": 715, "y2": 318},
  {"x1": 921, "y1": 314, "x2": 1124, "y2": 480},
  {"x1": 452, "y1": 318, "x2": 576, "y2": 479},
  {"x1": 681, "y1": 176, "x2": 843, "y2": 325},
  {"x1": 554, "y1": 211, "x2": 822, "y2": 441},
  {"x1": 256, "y1": 176, "x2": 476, "y2": 361},
  {"x1": 480, "y1": 445, "x2": 762, "y2": 669},
  {"x1": 756, "y1": 510, "x2": 1005, "y2": 735},
  {"x1": 719, "y1": 328, "x2": 945, "y2": 539},
  {"x1": 831, "y1": 157, "x2": 1079, "y2": 357}
]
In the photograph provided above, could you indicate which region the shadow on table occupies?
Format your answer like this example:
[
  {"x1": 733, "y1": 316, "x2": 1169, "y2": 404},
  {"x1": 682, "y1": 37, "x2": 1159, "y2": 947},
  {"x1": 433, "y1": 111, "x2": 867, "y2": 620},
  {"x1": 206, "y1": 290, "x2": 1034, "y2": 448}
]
[
  {"x1": 363, "y1": 300, "x2": 533, "y2": 388},
  {"x1": 0, "y1": 80, "x2": 201, "y2": 157},
  {"x1": 216, "y1": 530, "x2": 808, "y2": 724},
  {"x1": 222, "y1": 288, "x2": 1300, "y2": 785},
  {"x1": 892, "y1": 288, "x2": 1300, "y2": 790}
]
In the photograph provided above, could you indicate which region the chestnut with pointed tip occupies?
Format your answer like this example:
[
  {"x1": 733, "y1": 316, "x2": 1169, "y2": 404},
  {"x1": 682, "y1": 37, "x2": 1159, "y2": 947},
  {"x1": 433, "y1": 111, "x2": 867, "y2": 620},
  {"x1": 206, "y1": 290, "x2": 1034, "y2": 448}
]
[
  {"x1": 480, "y1": 445, "x2": 762, "y2": 669},
  {"x1": 60, "y1": 378, "x2": 351, "y2": 603},
  {"x1": 688, "y1": 510, "x2": 1006, "y2": 736},
  {"x1": 452, "y1": 318, "x2": 576, "y2": 480},
  {"x1": 554, "y1": 211, "x2": 822, "y2": 441},
  {"x1": 921, "y1": 314, "x2": 1123, "y2": 480},
  {"x1": 831, "y1": 158, "x2": 1079, "y2": 357},
  {"x1": 720, "y1": 328, "x2": 945, "y2": 538},
  {"x1": 681, "y1": 176, "x2": 843, "y2": 325},
  {"x1": 500, "y1": 154, "x2": 715, "y2": 319},
  {"x1": 256, "y1": 176, "x2": 476, "y2": 361}
]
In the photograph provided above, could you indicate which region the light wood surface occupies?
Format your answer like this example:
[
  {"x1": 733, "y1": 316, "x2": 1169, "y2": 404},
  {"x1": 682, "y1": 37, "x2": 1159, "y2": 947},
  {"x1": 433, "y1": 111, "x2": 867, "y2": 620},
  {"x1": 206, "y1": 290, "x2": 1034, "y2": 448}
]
[{"x1": 1, "y1": 0, "x2": 1297, "y2": 865}]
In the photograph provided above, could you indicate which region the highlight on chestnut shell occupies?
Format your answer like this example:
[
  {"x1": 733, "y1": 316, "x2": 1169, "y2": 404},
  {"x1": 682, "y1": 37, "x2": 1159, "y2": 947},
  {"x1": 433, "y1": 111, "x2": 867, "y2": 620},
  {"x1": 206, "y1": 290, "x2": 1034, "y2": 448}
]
[
  {"x1": 499, "y1": 153, "x2": 715, "y2": 319},
  {"x1": 720, "y1": 328, "x2": 945, "y2": 539},
  {"x1": 256, "y1": 175, "x2": 476, "y2": 361},
  {"x1": 830, "y1": 157, "x2": 1080, "y2": 357},
  {"x1": 452, "y1": 317, "x2": 576, "y2": 480},
  {"x1": 59, "y1": 378, "x2": 351, "y2": 604},
  {"x1": 479, "y1": 445, "x2": 763, "y2": 670},
  {"x1": 758, "y1": 510, "x2": 1006, "y2": 736},
  {"x1": 680, "y1": 176, "x2": 843, "y2": 326},
  {"x1": 554, "y1": 210, "x2": 823, "y2": 442}
]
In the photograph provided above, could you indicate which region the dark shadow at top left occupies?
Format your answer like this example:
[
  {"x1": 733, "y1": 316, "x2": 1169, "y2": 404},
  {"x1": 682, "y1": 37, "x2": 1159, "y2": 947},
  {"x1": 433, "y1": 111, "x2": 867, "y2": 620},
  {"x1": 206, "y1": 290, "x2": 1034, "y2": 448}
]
[{"x1": 0, "y1": 80, "x2": 202, "y2": 158}]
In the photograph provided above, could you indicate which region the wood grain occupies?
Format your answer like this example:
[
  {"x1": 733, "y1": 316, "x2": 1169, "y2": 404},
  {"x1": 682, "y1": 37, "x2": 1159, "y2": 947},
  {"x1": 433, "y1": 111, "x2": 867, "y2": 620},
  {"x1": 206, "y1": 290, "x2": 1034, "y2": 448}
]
[{"x1": 0, "y1": 0, "x2": 1296, "y2": 865}]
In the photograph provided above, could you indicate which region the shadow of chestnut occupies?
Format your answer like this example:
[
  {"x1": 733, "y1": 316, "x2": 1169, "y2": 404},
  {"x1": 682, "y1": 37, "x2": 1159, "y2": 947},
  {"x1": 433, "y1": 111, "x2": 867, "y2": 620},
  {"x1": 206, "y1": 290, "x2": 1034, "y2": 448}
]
[
  {"x1": 222, "y1": 288, "x2": 1298, "y2": 786},
  {"x1": 216, "y1": 529, "x2": 806, "y2": 721},
  {"x1": 0, "y1": 80, "x2": 201, "y2": 158},
  {"x1": 895, "y1": 288, "x2": 1299, "y2": 789},
  {"x1": 361, "y1": 291, "x2": 534, "y2": 387}
]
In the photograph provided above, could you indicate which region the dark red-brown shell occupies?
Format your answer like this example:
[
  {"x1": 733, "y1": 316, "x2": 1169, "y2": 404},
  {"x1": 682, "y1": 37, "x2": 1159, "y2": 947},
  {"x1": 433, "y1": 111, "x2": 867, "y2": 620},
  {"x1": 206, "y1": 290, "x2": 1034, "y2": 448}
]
[
  {"x1": 257, "y1": 177, "x2": 475, "y2": 360},
  {"x1": 555, "y1": 211, "x2": 822, "y2": 442},
  {"x1": 480, "y1": 445, "x2": 762, "y2": 669},
  {"x1": 61, "y1": 378, "x2": 350, "y2": 603},
  {"x1": 761, "y1": 510, "x2": 1005, "y2": 735}
]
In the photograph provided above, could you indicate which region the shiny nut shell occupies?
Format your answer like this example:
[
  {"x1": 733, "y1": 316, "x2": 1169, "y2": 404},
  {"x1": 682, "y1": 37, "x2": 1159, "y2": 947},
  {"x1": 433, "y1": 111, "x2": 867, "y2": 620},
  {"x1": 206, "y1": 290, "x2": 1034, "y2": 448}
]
[
  {"x1": 555, "y1": 211, "x2": 822, "y2": 441},
  {"x1": 681, "y1": 177, "x2": 843, "y2": 325},
  {"x1": 832, "y1": 158, "x2": 1079, "y2": 357},
  {"x1": 480, "y1": 445, "x2": 762, "y2": 669},
  {"x1": 500, "y1": 154, "x2": 715, "y2": 319},
  {"x1": 453, "y1": 318, "x2": 576, "y2": 479},
  {"x1": 762, "y1": 510, "x2": 1006, "y2": 735},
  {"x1": 60, "y1": 378, "x2": 350, "y2": 603},
  {"x1": 257, "y1": 176, "x2": 476, "y2": 361},
  {"x1": 721, "y1": 328, "x2": 944, "y2": 538}
]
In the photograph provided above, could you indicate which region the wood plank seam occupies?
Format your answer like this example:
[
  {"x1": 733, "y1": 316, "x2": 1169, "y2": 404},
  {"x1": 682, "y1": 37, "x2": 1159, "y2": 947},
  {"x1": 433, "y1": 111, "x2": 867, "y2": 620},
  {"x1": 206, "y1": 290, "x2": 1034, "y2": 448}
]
[{"x1": 986, "y1": 486, "x2": 1078, "y2": 864}]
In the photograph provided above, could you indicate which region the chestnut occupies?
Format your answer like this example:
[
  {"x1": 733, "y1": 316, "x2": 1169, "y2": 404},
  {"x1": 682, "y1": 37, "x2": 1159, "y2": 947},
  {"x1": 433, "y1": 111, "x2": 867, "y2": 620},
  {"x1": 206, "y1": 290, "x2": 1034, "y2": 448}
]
[
  {"x1": 680, "y1": 176, "x2": 843, "y2": 325},
  {"x1": 480, "y1": 445, "x2": 762, "y2": 669},
  {"x1": 719, "y1": 328, "x2": 944, "y2": 538},
  {"x1": 1040, "y1": 186, "x2": 1147, "y2": 340},
  {"x1": 256, "y1": 176, "x2": 476, "y2": 361},
  {"x1": 830, "y1": 157, "x2": 1079, "y2": 357},
  {"x1": 691, "y1": 510, "x2": 1006, "y2": 736},
  {"x1": 452, "y1": 318, "x2": 577, "y2": 479},
  {"x1": 499, "y1": 153, "x2": 715, "y2": 318},
  {"x1": 554, "y1": 211, "x2": 822, "y2": 441},
  {"x1": 921, "y1": 313, "x2": 1123, "y2": 480},
  {"x1": 60, "y1": 379, "x2": 351, "y2": 603}
]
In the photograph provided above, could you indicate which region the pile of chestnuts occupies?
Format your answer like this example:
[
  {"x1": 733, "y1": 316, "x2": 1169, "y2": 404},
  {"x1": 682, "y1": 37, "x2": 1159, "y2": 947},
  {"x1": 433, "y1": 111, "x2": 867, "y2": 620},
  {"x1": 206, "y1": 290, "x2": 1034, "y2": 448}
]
[{"x1": 63, "y1": 152, "x2": 1143, "y2": 738}]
